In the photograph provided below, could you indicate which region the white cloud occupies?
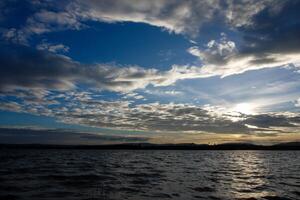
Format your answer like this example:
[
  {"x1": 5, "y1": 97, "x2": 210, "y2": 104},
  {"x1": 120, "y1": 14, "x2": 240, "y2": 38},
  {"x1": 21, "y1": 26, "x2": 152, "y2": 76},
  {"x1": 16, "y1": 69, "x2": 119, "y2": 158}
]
[
  {"x1": 187, "y1": 34, "x2": 300, "y2": 78},
  {"x1": 122, "y1": 92, "x2": 145, "y2": 100},
  {"x1": 164, "y1": 90, "x2": 182, "y2": 95},
  {"x1": 36, "y1": 41, "x2": 69, "y2": 53},
  {"x1": 145, "y1": 89, "x2": 183, "y2": 96},
  {"x1": 2, "y1": 0, "x2": 222, "y2": 43},
  {"x1": 0, "y1": 0, "x2": 276, "y2": 42},
  {"x1": 73, "y1": 0, "x2": 220, "y2": 37},
  {"x1": 295, "y1": 98, "x2": 300, "y2": 107},
  {"x1": 188, "y1": 33, "x2": 237, "y2": 65}
]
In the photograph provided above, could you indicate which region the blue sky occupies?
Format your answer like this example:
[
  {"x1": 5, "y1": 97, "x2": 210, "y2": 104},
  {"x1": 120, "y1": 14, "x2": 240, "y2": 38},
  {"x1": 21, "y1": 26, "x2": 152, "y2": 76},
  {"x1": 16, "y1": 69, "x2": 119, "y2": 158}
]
[{"x1": 0, "y1": 0, "x2": 300, "y2": 144}]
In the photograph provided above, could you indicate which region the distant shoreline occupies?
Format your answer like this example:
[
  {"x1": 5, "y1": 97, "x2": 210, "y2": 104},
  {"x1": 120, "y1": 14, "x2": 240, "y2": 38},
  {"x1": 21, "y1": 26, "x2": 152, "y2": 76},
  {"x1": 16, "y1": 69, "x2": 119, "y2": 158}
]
[{"x1": 1, "y1": 142, "x2": 299, "y2": 150}]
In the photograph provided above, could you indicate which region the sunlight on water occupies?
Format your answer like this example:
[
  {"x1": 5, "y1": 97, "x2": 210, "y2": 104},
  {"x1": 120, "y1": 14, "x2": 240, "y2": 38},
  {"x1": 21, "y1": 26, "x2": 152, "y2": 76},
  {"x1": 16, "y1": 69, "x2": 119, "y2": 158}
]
[{"x1": 227, "y1": 152, "x2": 274, "y2": 199}]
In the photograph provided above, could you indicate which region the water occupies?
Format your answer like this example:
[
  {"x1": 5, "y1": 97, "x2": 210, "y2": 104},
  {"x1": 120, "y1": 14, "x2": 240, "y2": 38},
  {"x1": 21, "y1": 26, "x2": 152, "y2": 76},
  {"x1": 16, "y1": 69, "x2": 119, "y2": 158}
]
[{"x1": 0, "y1": 150, "x2": 299, "y2": 200}]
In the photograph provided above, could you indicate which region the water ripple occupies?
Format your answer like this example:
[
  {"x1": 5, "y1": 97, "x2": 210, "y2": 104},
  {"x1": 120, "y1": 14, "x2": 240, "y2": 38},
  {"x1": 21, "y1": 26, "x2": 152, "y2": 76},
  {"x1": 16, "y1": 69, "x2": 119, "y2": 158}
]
[{"x1": 0, "y1": 150, "x2": 299, "y2": 200}]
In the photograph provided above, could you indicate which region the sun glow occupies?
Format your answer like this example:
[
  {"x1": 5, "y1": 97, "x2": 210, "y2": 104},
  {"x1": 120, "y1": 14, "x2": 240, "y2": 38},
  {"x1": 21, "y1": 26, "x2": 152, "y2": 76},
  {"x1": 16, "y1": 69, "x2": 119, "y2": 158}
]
[{"x1": 233, "y1": 103, "x2": 255, "y2": 114}]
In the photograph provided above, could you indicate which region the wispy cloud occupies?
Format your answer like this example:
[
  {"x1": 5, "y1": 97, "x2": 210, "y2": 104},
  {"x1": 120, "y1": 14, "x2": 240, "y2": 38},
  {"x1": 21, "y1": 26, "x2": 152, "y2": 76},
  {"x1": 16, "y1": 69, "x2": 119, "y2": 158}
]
[{"x1": 36, "y1": 40, "x2": 69, "y2": 53}]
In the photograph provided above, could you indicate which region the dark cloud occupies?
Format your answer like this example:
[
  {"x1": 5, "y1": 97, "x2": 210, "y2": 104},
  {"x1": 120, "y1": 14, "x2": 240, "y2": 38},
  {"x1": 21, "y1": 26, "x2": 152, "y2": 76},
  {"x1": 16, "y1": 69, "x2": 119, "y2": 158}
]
[
  {"x1": 244, "y1": 114, "x2": 298, "y2": 128},
  {"x1": 0, "y1": 43, "x2": 179, "y2": 92},
  {"x1": 0, "y1": 43, "x2": 78, "y2": 91},
  {"x1": 239, "y1": 0, "x2": 300, "y2": 55},
  {"x1": 186, "y1": 1, "x2": 300, "y2": 76},
  {"x1": 0, "y1": 128, "x2": 149, "y2": 144},
  {"x1": 0, "y1": 43, "x2": 224, "y2": 93}
]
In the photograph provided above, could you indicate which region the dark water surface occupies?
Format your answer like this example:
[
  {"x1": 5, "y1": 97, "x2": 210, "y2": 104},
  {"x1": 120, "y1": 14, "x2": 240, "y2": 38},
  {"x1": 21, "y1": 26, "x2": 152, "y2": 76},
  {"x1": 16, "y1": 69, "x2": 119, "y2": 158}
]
[{"x1": 0, "y1": 150, "x2": 299, "y2": 200}]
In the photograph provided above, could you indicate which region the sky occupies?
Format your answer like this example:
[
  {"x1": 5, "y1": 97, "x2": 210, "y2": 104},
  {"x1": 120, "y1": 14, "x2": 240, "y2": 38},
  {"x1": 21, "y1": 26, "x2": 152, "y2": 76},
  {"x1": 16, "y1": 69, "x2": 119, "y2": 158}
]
[{"x1": 0, "y1": 0, "x2": 300, "y2": 145}]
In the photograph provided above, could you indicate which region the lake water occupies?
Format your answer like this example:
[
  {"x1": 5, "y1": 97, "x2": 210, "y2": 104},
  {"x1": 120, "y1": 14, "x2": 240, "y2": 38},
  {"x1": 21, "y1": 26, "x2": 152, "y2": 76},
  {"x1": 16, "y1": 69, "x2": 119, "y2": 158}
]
[{"x1": 0, "y1": 150, "x2": 299, "y2": 200}]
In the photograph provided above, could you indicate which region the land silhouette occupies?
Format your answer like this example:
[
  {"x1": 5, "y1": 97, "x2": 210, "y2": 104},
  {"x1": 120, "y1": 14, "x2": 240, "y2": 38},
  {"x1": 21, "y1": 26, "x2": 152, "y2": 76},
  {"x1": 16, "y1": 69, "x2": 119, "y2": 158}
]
[{"x1": 1, "y1": 142, "x2": 299, "y2": 150}]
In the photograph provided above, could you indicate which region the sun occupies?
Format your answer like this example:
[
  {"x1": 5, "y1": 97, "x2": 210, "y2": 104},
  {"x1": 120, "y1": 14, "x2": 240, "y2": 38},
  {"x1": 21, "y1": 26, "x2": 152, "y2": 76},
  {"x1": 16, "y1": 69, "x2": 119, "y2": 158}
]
[{"x1": 233, "y1": 103, "x2": 255, "y2": 115}]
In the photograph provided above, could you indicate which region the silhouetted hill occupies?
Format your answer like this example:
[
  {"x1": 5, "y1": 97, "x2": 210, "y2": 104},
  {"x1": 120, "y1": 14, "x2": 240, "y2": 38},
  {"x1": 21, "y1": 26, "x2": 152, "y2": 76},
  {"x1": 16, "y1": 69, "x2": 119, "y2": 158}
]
[
  {"x1": 270, "y1": 142, "x2": 300, "y2": 150},
  {"x1": 272, "y1": 142, "x2": 300, "y2": 146},
  {"x1": 0, "y1": 142, "x2": 299, "y2": 150}
]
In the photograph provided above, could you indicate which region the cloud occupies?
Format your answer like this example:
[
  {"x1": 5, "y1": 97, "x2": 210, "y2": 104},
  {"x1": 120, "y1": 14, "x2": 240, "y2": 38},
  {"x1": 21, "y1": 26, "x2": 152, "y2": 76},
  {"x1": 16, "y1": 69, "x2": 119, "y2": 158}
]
[
  {"x1": 224, "y1": 0, "x2": 272, "y2": 27},
  {"x1": 3, "y1": 9, "x2": 84, "y2": 44},
  {"x1": 0, "y1": 44, "x2": 158, "y2": 92},
  {"x1": 0, "y1": 43, "x2": 218, "y2": 93},
  {"x1": 1, "y1": 28, "x2": 28, "y2": 45},
  {"x1": 2, "y1": 89, "x2": 299, "y2": 135},
  {"x1": 0, "y1": 44, "x2": 78, "y2": 91},
  {"x1": 296, "y1": 98, "x2": 300, "y2": 107},
  {"x1": 0, "y1": 102, "x2": 22, "y2": 112},
  {"x1": 73, "y1": 0, "x2": 220, "y2": 37},
  {"x1": 14, "y1": 0, "x2": 278, "y2": 41},
  {"x1": 188, "y1": 33, "x2": 237, "y2": 66},
  {"x1": 0, "y1": 0, "x2": 273, "y2": 40},
  {"x1": 188, "y1": 32, "x2": 300, "y2": 77},
  {"x1": 0, "y1": 127, "x2": 149, "y2": 144},
  {"x1": 239, "y1": 1, "x2": 300, "y2": 55},
  {"x1": 36, "y1": 40, "x2": 69, "y2": 53},
  {"x1": 215, "y1": 1, "x2": 300, "y2": 76},
  {"x1": 1, "y1": 0, "x2": 299, "y2": 143},
  {"x1": 0, "y1": 0, "x2": 221, "y2": 42},
  {"x1": 2, "y1": 0, "x2": 300, "y2": 80},
  {"x1": 1, "y1": 43, "x2": 298, "y2": 134},
  {"x1": 0, "y1": 0, "x2": 265, "y2": 41},
  {"x1": 144, "y1": 88, "x2": 183, "y2": 97},
  {"x1": 122, "y1": 92, "x2": 146, "y2": 100}
]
